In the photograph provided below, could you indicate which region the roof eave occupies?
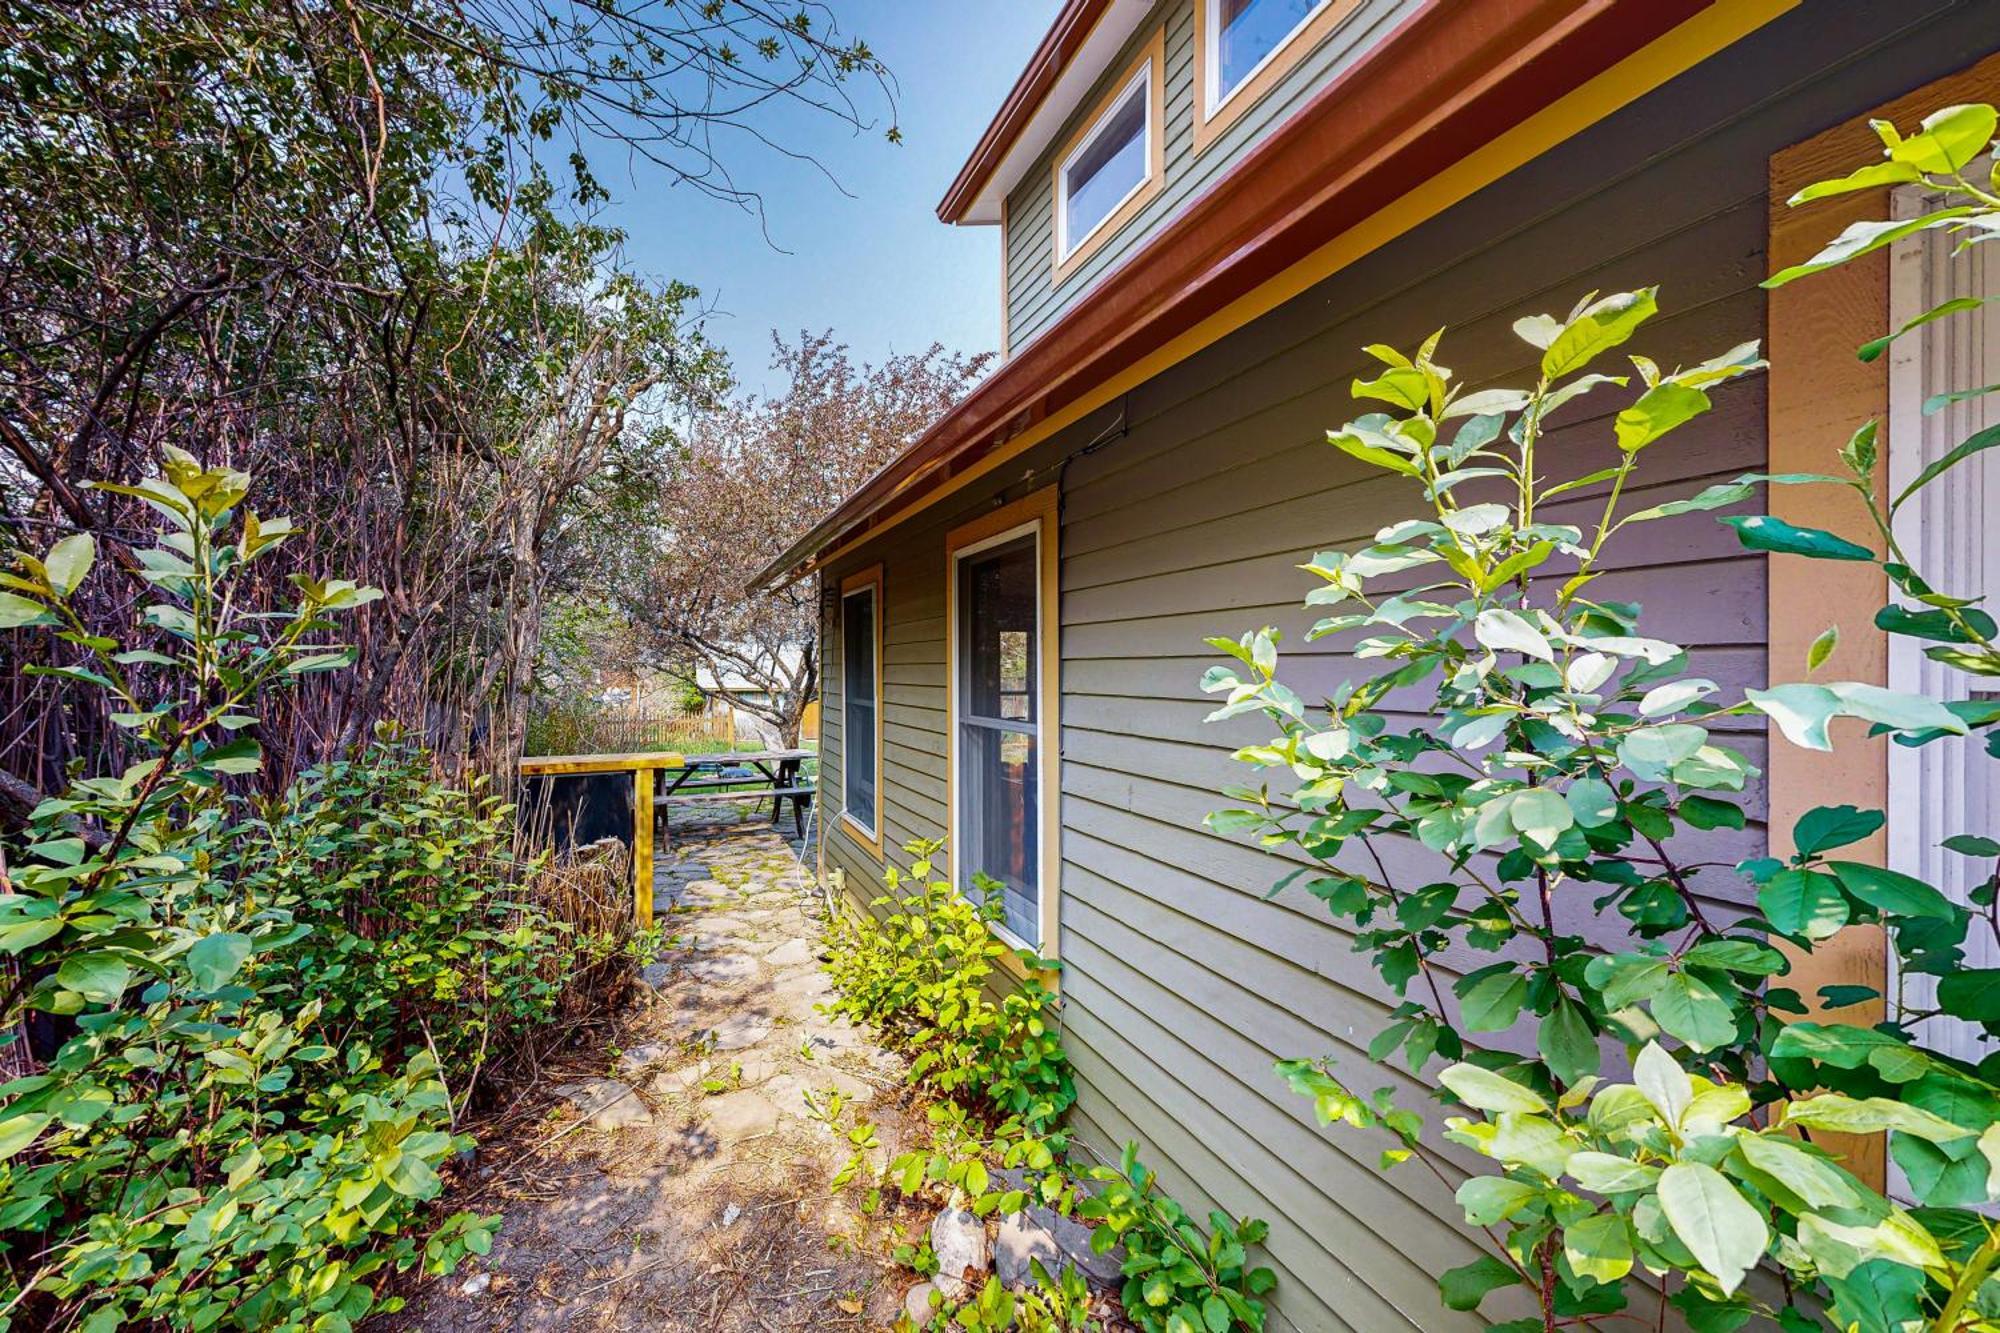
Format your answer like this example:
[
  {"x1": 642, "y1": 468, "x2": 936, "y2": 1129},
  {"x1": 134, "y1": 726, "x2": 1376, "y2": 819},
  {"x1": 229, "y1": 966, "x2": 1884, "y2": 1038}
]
[
  {"x1": 760, "y1": 0, "x2": 1745, "y2": 593},
  {"x1": 936, "y1": 0, "x2": 1114, "y2": 225}
]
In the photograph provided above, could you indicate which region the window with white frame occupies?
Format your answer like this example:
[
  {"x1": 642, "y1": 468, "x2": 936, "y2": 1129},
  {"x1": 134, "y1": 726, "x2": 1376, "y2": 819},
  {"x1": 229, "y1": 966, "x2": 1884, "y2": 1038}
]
[
  {"x1": 840, "y1": 580, "x2": 878, "y2": 837},
  {"x1": 953, "y1": 529, "x2": 1042, "y2": 945},
  {"x1": 1206, "y1": 0, "x2": 1331, "y2": 115},
  {"x1": 1057, "y1": 61, "x2": 1152, "y2": 263}
]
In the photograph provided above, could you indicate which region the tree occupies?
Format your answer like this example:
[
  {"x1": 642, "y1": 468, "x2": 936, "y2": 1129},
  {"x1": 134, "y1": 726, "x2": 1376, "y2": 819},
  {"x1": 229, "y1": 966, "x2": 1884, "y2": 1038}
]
[
  {"x1": 626, "y1": 332, "x2": 992, "y2": 745},
  {"x1": 0, "y1": 0, "x2": 890, "y2": 801}
]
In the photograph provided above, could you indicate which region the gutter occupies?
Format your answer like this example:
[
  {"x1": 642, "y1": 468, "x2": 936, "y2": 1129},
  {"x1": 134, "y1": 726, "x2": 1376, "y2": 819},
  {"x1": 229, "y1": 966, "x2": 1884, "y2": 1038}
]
[{"x1": 751, "y1": 0, "x2": 1752, "y2": 594}]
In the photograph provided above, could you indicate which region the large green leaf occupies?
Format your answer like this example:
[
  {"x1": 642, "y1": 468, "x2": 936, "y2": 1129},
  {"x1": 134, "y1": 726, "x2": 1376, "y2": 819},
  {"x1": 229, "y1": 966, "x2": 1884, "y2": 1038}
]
[
  {"x1": 1564, "y1": 1212, "x2": 1635, "y2": 1286},
  {"x1": 1747, "y1": 682, "x2": 1966, "y2": 751},
  {"x1": 1758, "y1": 868, "x2": 1848, "y2": 940},
  {"x1": 1787, "y1": 159, "x2": 1923, "y2": 206},
  {"x1": 1766, "y1": 208, "x2": 1975, "y2": 287},
  {"x1": 1455, "y1": 1175, "x2": 1540, "y2": 1226},
  {"x1": 1565, "y1": 1151, "x2": 1660, "y2": 1195},
  {"x1": 1721, "y1": 514, "x2": 1874, "y2": 561},
  {"x1": 1437, "y1": 1255, "x2": 1520, "y2": 1312},
  {"x1": 1459, "y1": 971, "x2": 1529, "y2": 1033},
  {"x1": 1474, "y1": 609, "x2": 1553, "y2": 662},
  {"x1": 1633, "y1": 1041, "x2": 1691, "y2": 1127},
  {"x1": 1614, "y1": 382, "x2": 1709, "y2": 453},
  {"x1": 1439, "y1": 1063, "x2": 1548, "y2": 1115},
  {"x1": 1887, "y1": 103, "x2": 1999, "y2": 174},
  {"x1": 1651, "y1": 972, "x2": 1738, "y2": 1052},
  {"x1": 186, "y1": 932, "x2": 254, "y2": 991},
  {"x1": 1826, "y1": 861, "x2": 1957, "y2": 921},
  {"x1": 43, "y1": 533, "x2": 95, "y2": 596},
  {"x1": 1936, "y1": 969, "x2": 2000, "y2": 1022},
  {"x1": 0, "y1": 591, "x2": 54, "y2": 629},
  {"x1": 1657, "y1": 1162, "x2": 1769, "y2": 1296},
  {"x1": 1785, "y1": 1093, "x2": 1972, "y2": 1143},
  {"x1": 1890, "y1": 419, "x2": 2000, "y2": 515},
  {"x1": 0, "y1": 1112, "x2": 52, "y2": 1160},
  {"x1": 1734, "y1": 1133, "x2": 1857, "y2": 1210},
  {"x1": 54, "y1": 952, "x2": 131, "y2": 1005},
  {"x1": 1542, "y1": 289, "x2": 1659, "y2": 380},
  {"x1": 1537, "y1": 1001, "x2": 1596, "y2": 1086}
]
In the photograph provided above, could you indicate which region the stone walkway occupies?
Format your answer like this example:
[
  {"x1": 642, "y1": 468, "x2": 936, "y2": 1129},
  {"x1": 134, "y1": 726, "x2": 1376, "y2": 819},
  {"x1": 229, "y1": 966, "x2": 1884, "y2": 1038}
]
[{"x1": 393, "y1": 805, "x2": 922, "y2": 1332}]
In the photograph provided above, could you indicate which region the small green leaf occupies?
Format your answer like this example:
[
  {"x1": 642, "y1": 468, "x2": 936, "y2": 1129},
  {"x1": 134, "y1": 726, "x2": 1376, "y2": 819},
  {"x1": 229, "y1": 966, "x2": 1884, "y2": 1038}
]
[
  {"x1": 1807, "y1": 624, "x2": 1839, "y2": 672},
  {"x1": 1794, "y1": 805, "x2": 1885, "y2": 856},
  {"x1": 1721, "y1": 514, "x2": 1874, "y2": 561},
  {"x1": 1439, "y1": 1064, "x2": 1548, "y2": 1115}
]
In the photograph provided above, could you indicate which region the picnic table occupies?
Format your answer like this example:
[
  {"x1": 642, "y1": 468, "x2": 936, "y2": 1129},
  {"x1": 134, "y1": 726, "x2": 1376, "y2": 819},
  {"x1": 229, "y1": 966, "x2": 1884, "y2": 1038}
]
[{"x1": 654, "y1": 747, "x2": 815, "y2": 839}]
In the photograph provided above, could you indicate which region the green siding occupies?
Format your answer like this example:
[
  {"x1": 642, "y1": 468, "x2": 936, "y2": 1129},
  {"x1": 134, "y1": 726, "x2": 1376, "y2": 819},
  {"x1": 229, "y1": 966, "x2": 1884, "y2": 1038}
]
[{"x1": 813, "y1": 4, "x2": 1992, "y2": 1326}]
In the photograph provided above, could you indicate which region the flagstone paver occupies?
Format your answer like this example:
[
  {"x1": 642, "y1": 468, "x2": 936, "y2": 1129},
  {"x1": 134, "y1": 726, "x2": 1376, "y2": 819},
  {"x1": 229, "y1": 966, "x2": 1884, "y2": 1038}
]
[{"x1": 394, "y1": 801, "x2": 928, "y2": 1332}]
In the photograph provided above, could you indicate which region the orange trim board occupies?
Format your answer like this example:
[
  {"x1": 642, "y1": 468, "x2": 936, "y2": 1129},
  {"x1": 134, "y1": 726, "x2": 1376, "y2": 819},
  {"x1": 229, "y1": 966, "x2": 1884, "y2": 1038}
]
[
  {"x1": 836, "y1": 564, "x2": 886, "y2": 862},
  {"x1": 794, "y1": 0, "x2": 1800, "y2": 582},
  {"x1": 1193, "y1": 0, "x2": 1362, "y2": 153},
  {"x1": 1052, "y1": 25, "x2": 1167, "y2": 286},
  {"x1": 1764, "y1": 50, "x2": 2000, "y2": 1192}
]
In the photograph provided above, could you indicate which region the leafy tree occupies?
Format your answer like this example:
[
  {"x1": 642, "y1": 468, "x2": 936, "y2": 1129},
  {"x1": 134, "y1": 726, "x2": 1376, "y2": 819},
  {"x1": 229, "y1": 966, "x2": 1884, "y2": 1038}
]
[
  {"x1": 1205, "y1": 105, "x2": 2000, "y2": 1332},
  {"x1": 623, "y1": 331, "x2": 992, "y2": 745},
  {"x1": 0, "y1": 0, "x2": 889, "y2": 795}
]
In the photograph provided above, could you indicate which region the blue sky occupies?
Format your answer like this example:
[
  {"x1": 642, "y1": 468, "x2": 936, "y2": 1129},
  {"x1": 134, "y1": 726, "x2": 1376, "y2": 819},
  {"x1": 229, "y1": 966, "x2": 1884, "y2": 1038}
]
[{"x1": 605, "y1": 3, "x2": 1061, "y2": 397}]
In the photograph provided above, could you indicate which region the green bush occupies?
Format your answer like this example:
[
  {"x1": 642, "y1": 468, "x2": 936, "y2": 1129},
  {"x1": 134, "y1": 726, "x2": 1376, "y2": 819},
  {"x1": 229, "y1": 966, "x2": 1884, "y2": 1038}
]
[
  {"x1": 1203, "y1": 103, "x2": 2000, "y2": 1333},
  {"x1": 244, "y1": 743, "x2": 578, "y2": 1083},
  {"x1": 0, "y1": 448, "x2": 622, "y2": 1330},
  {"x1": 824, "y1": 840, "x2": 1072, "y2": 1133},
  {"x1": 823, "y1": 845, "x2": 1276, "y2": 1333}
]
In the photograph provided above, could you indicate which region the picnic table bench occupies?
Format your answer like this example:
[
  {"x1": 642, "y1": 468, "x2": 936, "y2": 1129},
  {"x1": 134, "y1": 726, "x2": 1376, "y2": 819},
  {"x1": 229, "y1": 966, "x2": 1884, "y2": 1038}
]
[{"x1": 653, "y1": 748, "x2": 815, "y2": 839}]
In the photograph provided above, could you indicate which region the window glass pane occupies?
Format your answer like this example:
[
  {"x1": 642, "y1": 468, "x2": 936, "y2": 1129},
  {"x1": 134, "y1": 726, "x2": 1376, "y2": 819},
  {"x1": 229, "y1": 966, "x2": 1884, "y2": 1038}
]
[
  {"x1": 842, "y1": 589, "x2": 876, "y2": 829},
  {"x1": 960, "y1": 725, "x2": 1038, "y2": 943},
  {"x1": 957, "y1": 531, "x2": 1041, "y2": 945},
  {"x1": 1062, "y1": 78, "x2": 1147, "y2": 255},
  {"x1": 961, "y1": 538, "x2": 1036, "y2": 724},
  {"x1": 1216, "y1": 0, "x2": 1325, "y2": 102}
]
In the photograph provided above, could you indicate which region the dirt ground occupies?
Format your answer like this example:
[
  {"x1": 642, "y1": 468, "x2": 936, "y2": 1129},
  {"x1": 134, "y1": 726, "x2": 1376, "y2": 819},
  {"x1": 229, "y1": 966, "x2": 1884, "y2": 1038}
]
[{"x1": 385, "y1": 806, "x2": 928, "y2": 1332}]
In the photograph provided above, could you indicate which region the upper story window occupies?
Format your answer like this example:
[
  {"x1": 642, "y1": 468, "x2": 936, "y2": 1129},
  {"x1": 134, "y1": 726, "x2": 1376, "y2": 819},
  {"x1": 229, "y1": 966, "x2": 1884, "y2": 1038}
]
[
  {"x1": 1051, "y1": 28, "x2": 1164, "y2": 283},
  {"x1": 1196, "y1": 0, "x2": 1349, "y2": 149}
]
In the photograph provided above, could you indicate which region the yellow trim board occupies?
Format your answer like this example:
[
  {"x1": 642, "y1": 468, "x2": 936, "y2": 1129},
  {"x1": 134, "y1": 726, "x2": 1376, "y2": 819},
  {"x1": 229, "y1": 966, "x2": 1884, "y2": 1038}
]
[{"x1": 808, "y1": 0, "x2": 1798, "y2": 578}]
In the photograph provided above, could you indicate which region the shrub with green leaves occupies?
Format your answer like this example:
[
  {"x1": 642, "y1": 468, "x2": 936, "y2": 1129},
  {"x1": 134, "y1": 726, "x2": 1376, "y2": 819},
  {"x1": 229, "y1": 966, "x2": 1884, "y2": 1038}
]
[
  {"x1": 824, "y1": 847, "x2": 1277, "y2": 1332},
  {"x1": 1074, "y1": 1143, "x2": 1275, "y2": 1333},
  {"x1": 825, "y1": 840, "x2": 1073, "y2": 1132},
  {"x1": 1204, "y1": 103, "x2": 2000, "y2": 1333},
  {"x1": 244, "y1": 741, "x2": 583, "y2": 1084},
  {"x1": 0, "y1": 449, "x2": 525, "y2": 1329}
]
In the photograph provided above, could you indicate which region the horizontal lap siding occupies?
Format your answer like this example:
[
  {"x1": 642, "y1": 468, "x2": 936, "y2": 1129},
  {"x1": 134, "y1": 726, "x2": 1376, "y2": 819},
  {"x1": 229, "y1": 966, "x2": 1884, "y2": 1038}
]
[
  {"x1": 804, "y1": 4, "x2": 1989, "y2": 1327},
  {"x1": 1044, "y1": 6, "x2": 1979, "y2": 1330}
]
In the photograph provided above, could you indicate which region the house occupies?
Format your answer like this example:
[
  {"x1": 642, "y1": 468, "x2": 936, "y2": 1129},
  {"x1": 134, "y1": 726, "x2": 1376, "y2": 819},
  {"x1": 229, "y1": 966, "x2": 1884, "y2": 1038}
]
[{"x1": 753, "y1": 2, "x2": 2000, "y2": 1327}]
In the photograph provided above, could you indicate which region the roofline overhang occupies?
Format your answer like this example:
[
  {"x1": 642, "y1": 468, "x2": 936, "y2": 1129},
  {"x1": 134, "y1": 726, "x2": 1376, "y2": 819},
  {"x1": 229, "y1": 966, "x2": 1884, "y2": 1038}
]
[
  {"x1": 755, "y1": 0, "x2": 1786, "y2": 594},
  {"x1": 936, "y1": 0, "x2": 1115, "y2": 226}
]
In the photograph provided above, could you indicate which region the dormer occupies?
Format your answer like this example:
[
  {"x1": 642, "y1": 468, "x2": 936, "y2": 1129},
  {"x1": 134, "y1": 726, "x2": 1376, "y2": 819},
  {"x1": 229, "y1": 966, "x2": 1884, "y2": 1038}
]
[{"x1": 940, "y1": 0, "x2": 1410, "y2": 357}]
